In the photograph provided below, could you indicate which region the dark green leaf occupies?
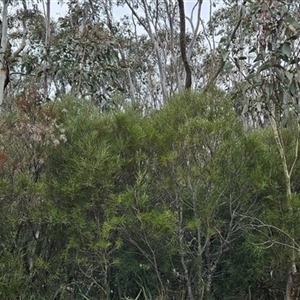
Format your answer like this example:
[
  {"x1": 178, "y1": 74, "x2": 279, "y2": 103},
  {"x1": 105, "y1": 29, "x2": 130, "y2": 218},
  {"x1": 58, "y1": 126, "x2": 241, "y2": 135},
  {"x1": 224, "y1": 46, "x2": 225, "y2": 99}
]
[{"x1": 289, "y1": 82, "x2": 297, "y2": 96}]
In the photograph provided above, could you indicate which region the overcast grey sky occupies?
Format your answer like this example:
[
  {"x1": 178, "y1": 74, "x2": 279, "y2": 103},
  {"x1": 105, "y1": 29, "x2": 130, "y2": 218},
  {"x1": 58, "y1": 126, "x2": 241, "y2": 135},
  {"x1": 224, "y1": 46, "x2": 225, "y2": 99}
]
[{"x1": 45, "y1": 1, "x2": 212, "y2": 22}]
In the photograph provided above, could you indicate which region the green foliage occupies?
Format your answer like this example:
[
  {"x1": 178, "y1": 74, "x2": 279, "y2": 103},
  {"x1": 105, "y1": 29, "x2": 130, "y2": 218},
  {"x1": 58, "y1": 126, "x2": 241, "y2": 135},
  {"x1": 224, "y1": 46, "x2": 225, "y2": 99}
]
[
  {"x1": 231, "y1": 0, "x2": 300, "y2": 125},
  {"x1": 1, "y1": 90, "x2": 300, "y2": 299}
]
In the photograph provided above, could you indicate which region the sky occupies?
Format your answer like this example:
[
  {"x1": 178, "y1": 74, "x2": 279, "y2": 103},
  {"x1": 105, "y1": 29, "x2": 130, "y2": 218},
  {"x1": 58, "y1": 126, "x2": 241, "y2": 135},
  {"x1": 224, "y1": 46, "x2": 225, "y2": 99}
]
[{"x1": 43, "y1": 0, "x2": 212, "y2": 23}]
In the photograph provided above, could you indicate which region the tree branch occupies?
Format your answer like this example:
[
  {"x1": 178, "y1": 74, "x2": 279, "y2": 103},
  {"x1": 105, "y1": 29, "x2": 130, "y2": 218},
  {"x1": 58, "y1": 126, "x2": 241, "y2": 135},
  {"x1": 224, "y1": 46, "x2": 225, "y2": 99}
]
[{"x1": 204, "y1": 0, "x2": 246, "y2": 92}]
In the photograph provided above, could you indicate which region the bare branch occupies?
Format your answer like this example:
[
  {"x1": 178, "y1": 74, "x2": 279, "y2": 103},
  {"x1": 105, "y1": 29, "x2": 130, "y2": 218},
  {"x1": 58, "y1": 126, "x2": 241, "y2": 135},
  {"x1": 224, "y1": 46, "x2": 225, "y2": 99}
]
[
  {"x1": 187, "y1": 0, "x2": 203, "y2": 62},
  {"x1": 9, "y1": 17, "x2": 28, "y2": 64}
]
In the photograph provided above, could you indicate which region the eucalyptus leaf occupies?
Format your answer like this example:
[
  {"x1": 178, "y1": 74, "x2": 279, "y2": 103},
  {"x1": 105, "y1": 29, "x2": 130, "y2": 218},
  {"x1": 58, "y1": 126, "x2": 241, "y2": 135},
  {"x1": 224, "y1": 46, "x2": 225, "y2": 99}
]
[
  {"x1": 289, "y1": 82, "x2": 297, "y2": 96},
  {"x1": 222, "y1": 51, "x2": 230, "y2": 61},
  {"x1": 281, "y1": 42, "x2": 291, "y2": 57},
  {"x1": 285, "y1": 71, "x2": 293, "y2": 82},
  {"x1": 286, "y1": 16, "x2": 300, "y2": 30}
]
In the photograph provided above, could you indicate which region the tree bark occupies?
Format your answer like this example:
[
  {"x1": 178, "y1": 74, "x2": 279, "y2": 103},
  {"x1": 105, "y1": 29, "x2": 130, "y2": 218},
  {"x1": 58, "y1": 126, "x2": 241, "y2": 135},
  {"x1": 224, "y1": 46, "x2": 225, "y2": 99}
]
[
  {"x1": 125, "y1": 0, "x2": 169, "y2": 103},
  {"x1": 177, "y1": 0, "x2": 192, "y2": 90},
  {"x1": 0, "y1": 1, "x2": 9, "y2": 107},
  {"x1": 42, "y1": 0, "x2": 51, "y2": 99}
]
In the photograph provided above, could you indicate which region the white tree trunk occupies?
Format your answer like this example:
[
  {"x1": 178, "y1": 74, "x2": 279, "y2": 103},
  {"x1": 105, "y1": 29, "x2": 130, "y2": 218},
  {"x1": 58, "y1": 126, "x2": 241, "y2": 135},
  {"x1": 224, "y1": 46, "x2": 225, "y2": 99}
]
[
  {"x1": 42, "y1": 0, "x2": 51, "y2": 98},
  {"x1": 124, "y1": 0, "x2": 169, "y2": 103}
]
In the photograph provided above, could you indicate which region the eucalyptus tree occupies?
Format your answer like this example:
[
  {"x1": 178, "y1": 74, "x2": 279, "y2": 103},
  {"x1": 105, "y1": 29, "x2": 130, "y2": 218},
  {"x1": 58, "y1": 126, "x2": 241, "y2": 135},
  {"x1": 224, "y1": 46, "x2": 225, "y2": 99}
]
[
  {"x1": 0, "y1": 0, "x2": 226, "y2": 108},
  {"x1": 178, "y1": 0, "x2": 192, "y2": 89},
  {"x1": 222, "y1": 1, "x2": 300, "y2": 299},
  {"x1": 0, "y1": 0, "x2": 9, "y2": 103},
  {"x1": 0, "y1": 0, "x2": 58, "y2": 103},
  {"x1": 0, "y1": 0, "x2": 29, "y2": 108},
  {"x1": 50, "y1": 11, "x2": 122, "y2": 108},
  {"x1": 111, "y1": 0, "x2": 206, "y2": 103},
  {"x1": 0, "y1": 0, "x2": 124, "y2": 109}
]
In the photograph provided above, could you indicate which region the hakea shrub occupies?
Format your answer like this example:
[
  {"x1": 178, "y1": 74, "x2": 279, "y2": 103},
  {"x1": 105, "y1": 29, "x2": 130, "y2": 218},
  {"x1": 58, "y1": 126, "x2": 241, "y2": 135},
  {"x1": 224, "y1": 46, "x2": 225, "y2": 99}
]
[
  {"x1": 0, "y1": 86, "x2": 68, "y2": 298},
  {"x1": 0, "y1": 85, "x2": 67, "y2": 181}
]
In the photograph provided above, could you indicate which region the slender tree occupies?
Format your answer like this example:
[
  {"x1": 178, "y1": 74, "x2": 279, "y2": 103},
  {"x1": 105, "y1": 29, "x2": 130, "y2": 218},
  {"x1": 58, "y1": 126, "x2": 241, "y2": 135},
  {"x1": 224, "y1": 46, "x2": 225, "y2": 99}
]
[
  {"x1": 0, "y1": 0, "x2": 9, "y2": 106},
  {"x1": 177, "y1": 0, "x2": 192, "y2": 89},
  {"x1": 42, "y1": 0, "x2": 51, "y2": 99}
]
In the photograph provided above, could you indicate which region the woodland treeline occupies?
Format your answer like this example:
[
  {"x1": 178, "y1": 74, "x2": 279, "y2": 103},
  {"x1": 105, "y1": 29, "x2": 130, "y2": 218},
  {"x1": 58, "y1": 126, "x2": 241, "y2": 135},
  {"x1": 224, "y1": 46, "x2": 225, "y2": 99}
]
[{"x1": 0, "y1": 0, "x2": 300, "y2": 300}]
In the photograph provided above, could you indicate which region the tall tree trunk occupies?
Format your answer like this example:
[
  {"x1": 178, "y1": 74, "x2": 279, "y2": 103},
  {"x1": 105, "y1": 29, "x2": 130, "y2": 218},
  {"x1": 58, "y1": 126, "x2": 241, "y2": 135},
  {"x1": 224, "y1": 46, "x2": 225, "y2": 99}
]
[
  {"x1": 177, "y1": 0, "x2": 192, "y2": 90},
  {"x1": 0, "y1": 1, "x2": 9, "y2": 108},
  {"x1": 43, "y1": 0, "x2": 51, "y2": 99}
]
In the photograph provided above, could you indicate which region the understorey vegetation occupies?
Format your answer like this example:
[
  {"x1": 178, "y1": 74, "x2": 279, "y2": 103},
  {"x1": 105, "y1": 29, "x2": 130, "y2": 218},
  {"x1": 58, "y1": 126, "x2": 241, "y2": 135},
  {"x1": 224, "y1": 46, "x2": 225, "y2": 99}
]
[
  {"x1": 0, "y1": 90, "x2": 299, "y2": 299},
  {"x1": 1, "y1": 0, "x2": 300, "y2": 299}
]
